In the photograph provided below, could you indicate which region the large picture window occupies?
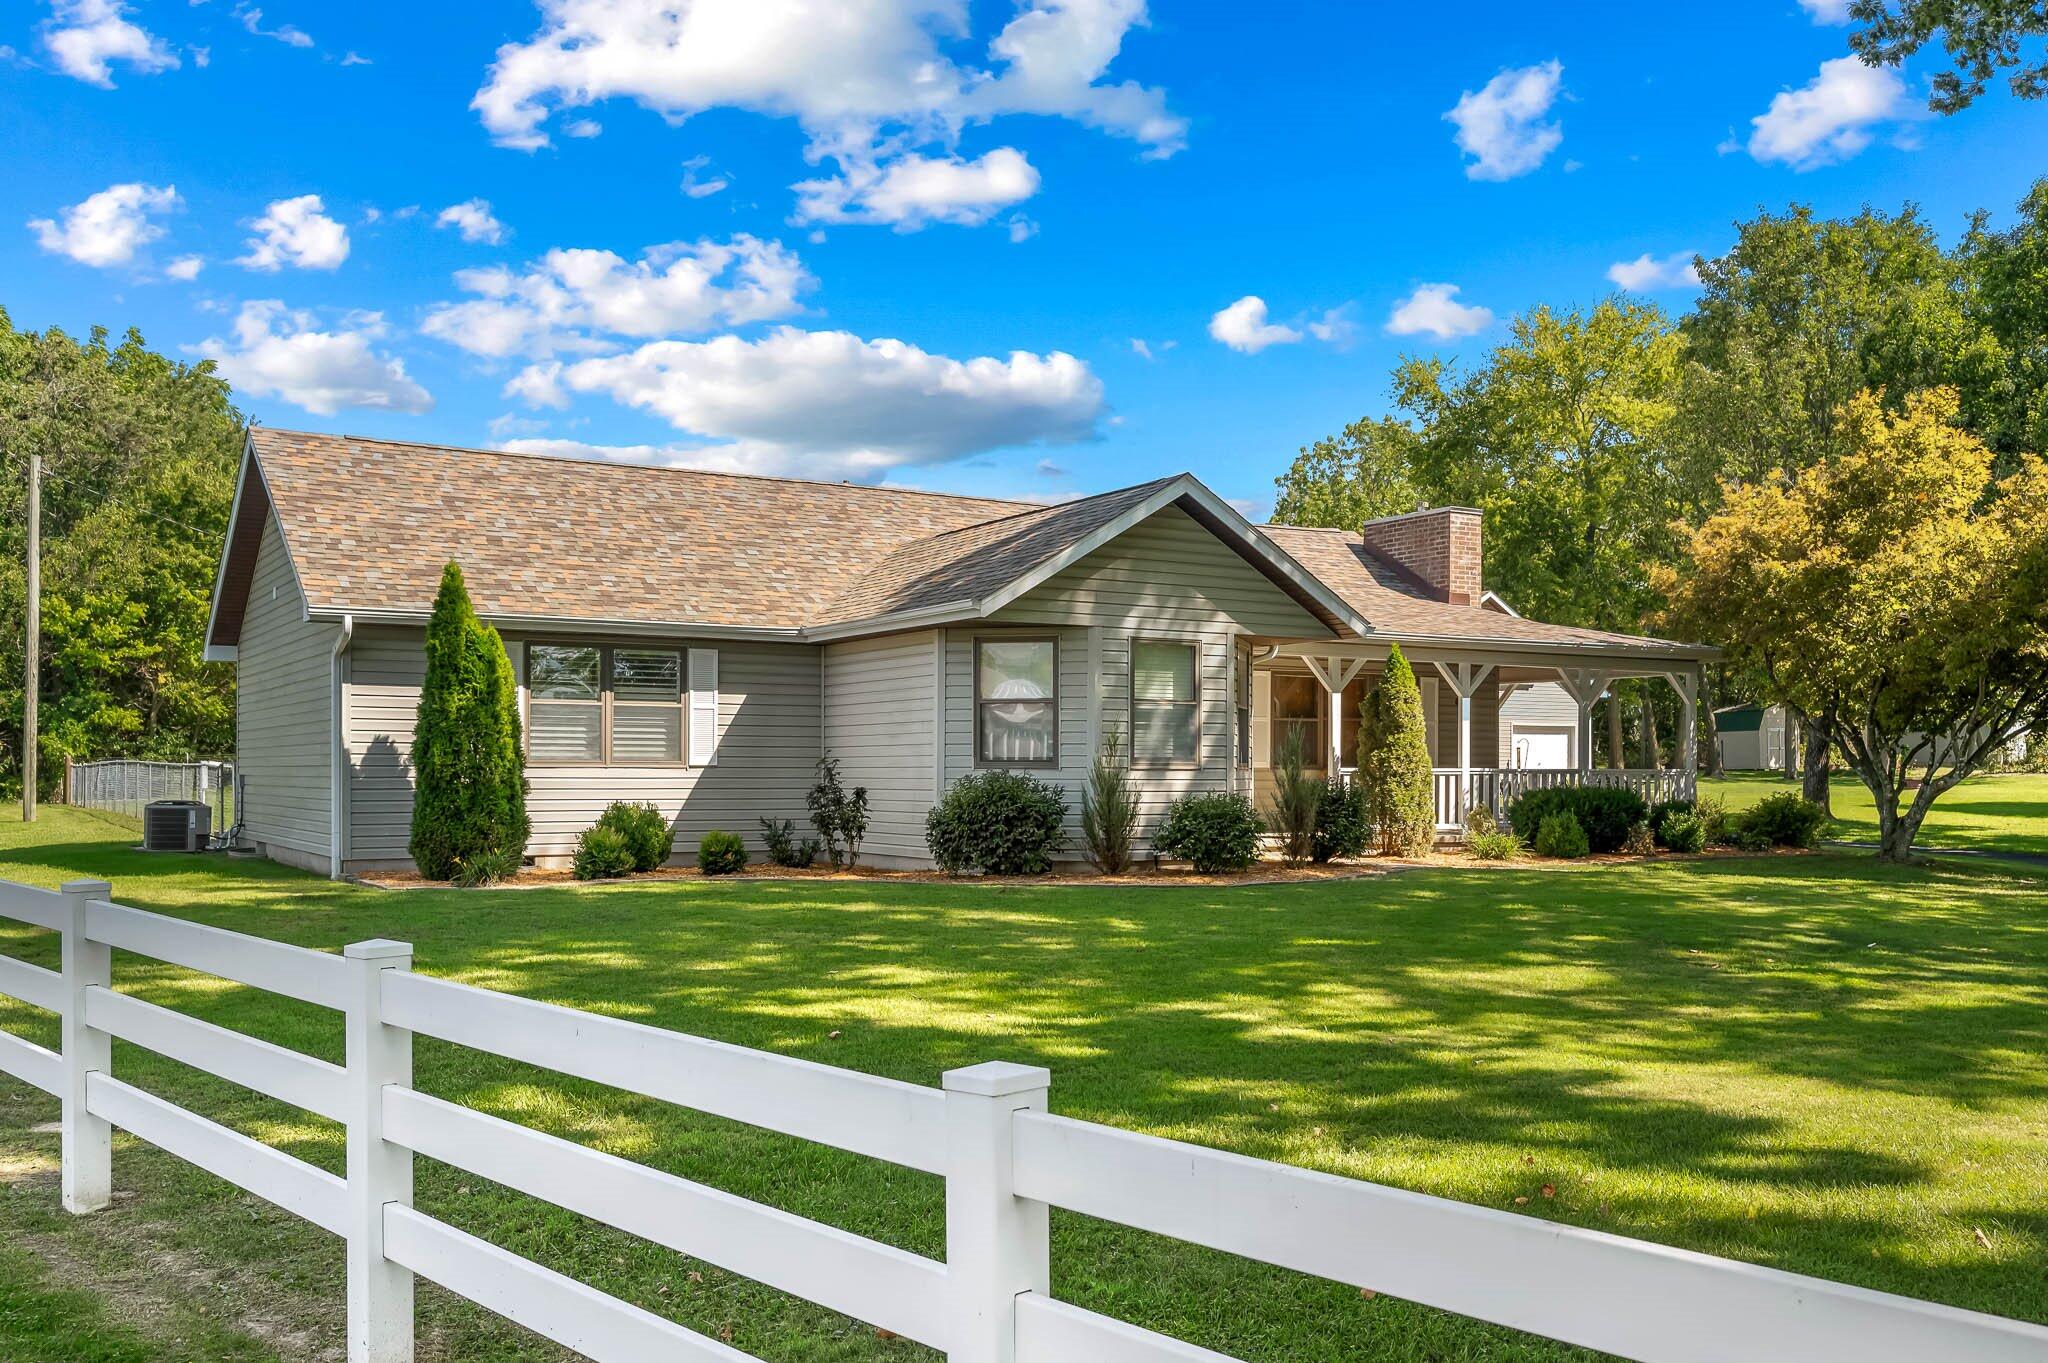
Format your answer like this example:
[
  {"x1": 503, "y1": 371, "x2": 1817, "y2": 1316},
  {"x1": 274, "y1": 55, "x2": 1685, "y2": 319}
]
[
  {"x1": 526, "y1": 643, "x2": 685, "y2": 764},
  {"x1": 977, "y1": 638, "x2": 1057, "y2": 766},
  {"x1": 1132, "y1": 639, "x2": 1199, "y2": 765}
]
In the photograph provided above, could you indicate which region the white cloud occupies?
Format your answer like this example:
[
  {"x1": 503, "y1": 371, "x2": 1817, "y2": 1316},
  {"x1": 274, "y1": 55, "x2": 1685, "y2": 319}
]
[
  {"x1": 1386, "y1": 283, "x2": 1493, "y2": 339},
  {"x1": 795, "y1": 148, "x2": 1041, "y2": 229},
  {"x1": 1796, "y1": 0, "x2": 1852, "y2": 22},
  {"x1": 1208, "y1": 296, "x2": 1301, "y2": 354},
  {"x1": 436, "y1": 198, "x2": 508, "y2": 245},
  {"x1": 563, "y1": 117, "x2": 602, "y2": 137},
  {"x1": 1445, "y1": 60, "x2": 1565, "y2": 181},
  {"x1": 1006, "y1": 213, "x2": 1038, "y2": 243},
  {"x1": 680, "y1": 156, "x2": 728, "y2": 198},
  {"x1": 199, "y1": 301, "x2": 432, "y2": 415},
  {"x1": 1606, "y1": 250, "x2": 1701, "y2": 291},
  {"x1": 28, "y1": 182, "x2": 179, "y2": 267},
  {"x1": 1742, "y1": 56, "x2": 1911, "y2": 170},
  {"x1": 505, "y1": 325, "x2": 1105, "y2": 479},
  {"x1": 235, "y1": 5, "x2": 313, "y2": 48},
  {"x1": 1129, "y1": 337, "x2": 1174, "y2": 361},
  {"x1": 423, "y1": 235, "x2": 813, "y2": 359},
  {"x1": 165, "y1": 254, "x2": 205, "y2": 280},
  {"x1": 238, "y1": 194, "x2": 351, "y2": 271},
  {"x1": 1306, "y1": 305, "x2": 1358, "y2": 347},
  {"x1": 41, "y1": 0, "x2": 177, "y2": 86}
]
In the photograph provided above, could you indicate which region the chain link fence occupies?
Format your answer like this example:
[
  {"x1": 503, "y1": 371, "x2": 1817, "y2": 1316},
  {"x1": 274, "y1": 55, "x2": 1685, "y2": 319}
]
[{"x1": 66, "y1": 759, "x2": 235, "y2": 830}]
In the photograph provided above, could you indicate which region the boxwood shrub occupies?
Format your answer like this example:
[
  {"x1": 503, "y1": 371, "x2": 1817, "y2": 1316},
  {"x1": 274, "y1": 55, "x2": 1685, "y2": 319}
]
[
  {"x1": 571, "y1": 824, "x2": 634, "y2": 881},
  {"x1": 697, "y1": 830, "x2": 749, "y2": 875},
  {"x1": 1506, "y1": 786, "x2": 1648, "y2": 854},
  {"x1": 1311, "y1": 776, "x2": 1370, "y2": 863},
  {"x1": 595, "y1": 801, "x2": 671, "y2": 872},
  {"x1": 1532, "y1": 811, "x2": 1591, "y2": 859},
  {"x1": 1733, "y1": 791, "x2": 1827, "y2": 848},
  {"x1": 925, "y1": 770, "x2": 1069, "y2": 875},
  {"x1": 1154, "y1": 792, "x2": 1264, "y2": 873}
]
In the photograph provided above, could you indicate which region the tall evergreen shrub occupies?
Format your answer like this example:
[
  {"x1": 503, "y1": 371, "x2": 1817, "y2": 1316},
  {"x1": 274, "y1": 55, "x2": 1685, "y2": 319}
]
[
  {"x1": 409, "y1": 562, "x2": 530, "y2": 879},
  {"x1": 1357, "y1": 644, "x2": 1434, "y2": 857}
]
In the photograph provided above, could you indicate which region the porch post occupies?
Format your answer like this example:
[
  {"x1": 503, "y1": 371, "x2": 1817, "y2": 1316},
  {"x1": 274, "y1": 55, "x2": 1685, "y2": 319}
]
[
  {"x1": 1302, "y1": 655, "x2": 1367, "y2": 778},
  {"x1": 1434, "y1": 662, "x2": 1495, "y2": 828},
  {"x1": 1555, "y1": 668, "x2": 1611, "y2": 772},
  {"x1": 1665, "y1": 668, "x2": 1700, "y2": 800}
]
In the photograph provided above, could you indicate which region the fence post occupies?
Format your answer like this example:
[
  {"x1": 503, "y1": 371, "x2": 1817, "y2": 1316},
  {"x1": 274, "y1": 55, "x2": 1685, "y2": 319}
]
[
  {"x1": 944, "y1": 1061, "x2": 1051, "y2": 1363},
  {"x1": 344, "y1": 939, "x2": 415, "y2": 1363},
  {"x1": 59, "y1": 879, "x2": 114, "y2": 1213}
]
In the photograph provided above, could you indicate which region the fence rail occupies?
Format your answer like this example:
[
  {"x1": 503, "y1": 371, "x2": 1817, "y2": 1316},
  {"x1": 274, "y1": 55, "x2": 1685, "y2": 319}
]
[
  {"x1": 2, "y1": 875, "x2": 2044, "y2": 1363},
  {"x1": 64, "y1": 758, "x2": 234, "y2": 829}
]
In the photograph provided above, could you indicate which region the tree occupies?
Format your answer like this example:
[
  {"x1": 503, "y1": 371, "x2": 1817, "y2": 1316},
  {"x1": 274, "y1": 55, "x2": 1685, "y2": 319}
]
[
  {"x1": 408, "y1": 562, "x2": 529, "y2": 879},
  {"x1": 1271, "y1": 416, "x2": 1422, "y2": 529},
  {"x1": 1081, "y1": 731, "x2": 1138, "y2": 873},
  {"x1": 1960, "y1": 178, "x2": 2048, "y2": 475},
  {"x1": 1848, "y1": 0, "x2": 2048, "y2": 113},
  {"x1": 1358, "y1": 645, "x2": 1435, "y2": 857},
  {"x1": 1657, "y1": 389, "x2": 2048, "y2": 861}
]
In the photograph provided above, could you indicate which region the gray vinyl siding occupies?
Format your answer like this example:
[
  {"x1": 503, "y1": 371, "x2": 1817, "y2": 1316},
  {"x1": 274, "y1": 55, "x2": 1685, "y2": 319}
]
[
  {"x1": 822, "y1": 632, "x2": 938, "y2": 865},
  {"x1": 949, "y1": 503, "x2": 1334, "y2": 851},
  {"x1": 235, "y1": 512, "x2": 336, "y2": 871},
  {"x1": 342, "y1": 627, "x2": 821, "y2": 868},
  {"x1": 1498, "y1": 681, "x2": 1580, "y2": 766}
]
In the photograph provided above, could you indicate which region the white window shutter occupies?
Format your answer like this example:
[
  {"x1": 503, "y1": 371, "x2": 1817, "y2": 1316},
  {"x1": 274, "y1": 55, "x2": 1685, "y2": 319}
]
[
  {"x1": 688, "y1": 648, "x2": 719, "y2": 765},
  {"x1": 1421, "y1": 675, "x2": 1440, "y2": 767}
]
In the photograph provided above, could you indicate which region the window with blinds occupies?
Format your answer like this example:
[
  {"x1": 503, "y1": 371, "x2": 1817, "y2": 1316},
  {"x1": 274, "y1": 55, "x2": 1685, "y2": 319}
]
[
  {"x1": 528, "y1": 644, "x2": 603, "y2": 762},
  {"x1": 1132, "y1": 639, "x2": 1199, "y2": 765},
  {"x1": 525, "y1": 643, "x2": 685, "y2": 764},
  {"x1": 976, "y1": 638, "x2": 1057, "y2": 766}
]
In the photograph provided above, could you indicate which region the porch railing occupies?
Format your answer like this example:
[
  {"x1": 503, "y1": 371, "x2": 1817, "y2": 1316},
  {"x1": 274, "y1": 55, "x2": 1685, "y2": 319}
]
[{"x1": 1432, "y1": 768, "x2": 1698, "y2": 833}]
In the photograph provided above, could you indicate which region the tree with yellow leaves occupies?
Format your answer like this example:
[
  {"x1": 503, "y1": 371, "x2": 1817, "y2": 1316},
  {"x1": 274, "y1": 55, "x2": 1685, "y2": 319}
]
[{"x1": 1658, "y1": 388, "x2": 2048, "y2": 861}]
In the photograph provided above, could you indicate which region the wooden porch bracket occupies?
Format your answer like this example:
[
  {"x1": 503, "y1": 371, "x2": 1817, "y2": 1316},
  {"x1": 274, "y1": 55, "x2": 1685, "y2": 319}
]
[{"x1": 1302, "y1": 655, "x2": 1370, "y2": 775}]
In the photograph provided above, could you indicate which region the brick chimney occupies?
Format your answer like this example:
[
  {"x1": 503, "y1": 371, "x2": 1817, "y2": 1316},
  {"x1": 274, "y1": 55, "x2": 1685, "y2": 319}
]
[{"x1": 1359, "y1": 506, "x2": 1483, "y2": 605}]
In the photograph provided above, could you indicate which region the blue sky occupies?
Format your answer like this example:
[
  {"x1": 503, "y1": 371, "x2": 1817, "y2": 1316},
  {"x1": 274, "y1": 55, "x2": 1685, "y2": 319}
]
[{"x1": 5, "y1": 1, "x2": 2045, "y2": 517}]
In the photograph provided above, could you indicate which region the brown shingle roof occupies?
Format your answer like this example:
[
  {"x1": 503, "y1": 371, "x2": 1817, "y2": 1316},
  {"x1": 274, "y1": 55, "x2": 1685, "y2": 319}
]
[
  {"x1": 246, "y1": 429, "x2": 1026, "y2": 631},
  {"x1": 1261, "y1": 525, "x2": 1701, "y2": 655}
]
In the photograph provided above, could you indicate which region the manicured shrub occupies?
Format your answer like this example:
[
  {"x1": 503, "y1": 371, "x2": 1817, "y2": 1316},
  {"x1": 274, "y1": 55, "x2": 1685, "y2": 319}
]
[
  {"x1": 1312, "y1": 775, "x2": 1370, "y2": 863},
  {"x1": 1657, "y1": 808, "x2": 1708, "y2": 853},
  {"x1": 1506, "y1": 786, "x2": 1649, "y2": 854},
  {"x1": 1648, "y1": 800, "x2": 1692, "y2": 841},
  {"x1": 595, "y1": 801, "x2": 671, "y2": 872},
  {"x1": 1154, "y1": 792, "x2": 1264, "y2": 873},
  {"x1": 697, "y1": 830, "x2": 748, "y2": 875},
  {"x1": 1466, "y1": 829, "x2": 1523, "y2": 861},
  {"x1": 571, "y1": 825, "x2": 634, "y2": 880},
  {"x1": 1266, "y1": 730, "x2": 1323, "y2": 866},
  {"x1": 409, "y1": 562, "x2": 530, "y2": 880},
  {"x1": 759, "y1": 817, "x2": 820, "y2": 869},
  {"x1": 451, "y1": 847, "x2": 523, "y2": 888},
  {"x1": 1082, "y1": 733, "x2": 1138, "y2": 874},
  {"x1": 807, "y1": 755, "x2": 870, "y2": 869},
  {"x1": 1734, "y1": 791, "x2": 1827, "y2": 848},
  {"x1": 926, "y1": 769, "x2": 1069, "y2": 874},
  {"x1": 1357, "y1": 645, "x2": 1435, "y2": 857},
  {"x1": 1622, "y1": 820, "x2": 1658, "y2": 856},
  {"x1": 1533, "y1": 811, "x2": 1590, "y2": 859},
  {"x1": 1695, "y1": 794, "x2": 1735, "y2": 846}
]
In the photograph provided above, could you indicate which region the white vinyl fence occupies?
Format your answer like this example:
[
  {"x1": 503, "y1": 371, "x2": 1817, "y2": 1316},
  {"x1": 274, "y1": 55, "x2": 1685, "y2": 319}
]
[
  {"x1": 65, "y1": 759, "x2": 234, "y2": 828},
  {"x1": 2, "y1": 875, "x2": 2044, "y2": 1363}
]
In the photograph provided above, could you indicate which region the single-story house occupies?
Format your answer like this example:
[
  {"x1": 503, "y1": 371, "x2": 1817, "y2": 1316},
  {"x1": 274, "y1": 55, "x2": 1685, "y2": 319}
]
[{"x1": 204, "y1": 430, "x2": 1718, "y2": 875}]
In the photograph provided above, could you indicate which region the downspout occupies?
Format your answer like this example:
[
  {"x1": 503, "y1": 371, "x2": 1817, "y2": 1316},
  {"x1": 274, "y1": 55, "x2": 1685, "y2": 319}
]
[{"x1": 330, "y1": 614, "x2": 353, "y2": 880}]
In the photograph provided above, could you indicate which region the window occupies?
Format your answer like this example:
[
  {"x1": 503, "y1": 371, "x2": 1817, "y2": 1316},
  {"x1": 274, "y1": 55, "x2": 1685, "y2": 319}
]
[
  {"x1": 977, "y1": 638, "x2": 1056, "y2": 766},
  {"x1": 529, "y1": 644, "x2": 602, "y2": 762},
  {"x1": 1235, "y1": 650, "x2": 1252, "y2": 767},
  {"x1": 1132, "y1": 640, "x2": 1199, "y2": 765},
  {"x1": 526, "y1": 643, "x2": 685, "y2": 764},
  {"x1": 1269, "y1": 673, "x2": 1321, "y2": 767}
]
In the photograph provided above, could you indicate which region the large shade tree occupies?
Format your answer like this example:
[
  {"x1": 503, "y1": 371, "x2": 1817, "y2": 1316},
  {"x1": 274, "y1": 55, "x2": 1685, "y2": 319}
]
[
  {"x1": 1847, "y1": 0, "x2": 2048, "y2": 112},
  {"x1": 1657, "y1": 389, "x2": 2048, "y2": 861}
]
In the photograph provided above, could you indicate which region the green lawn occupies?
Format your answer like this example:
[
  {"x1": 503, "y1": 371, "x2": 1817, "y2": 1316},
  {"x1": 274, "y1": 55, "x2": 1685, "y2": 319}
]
[
  {"x1": 1701, "y1": 770, "x2": 2048, "y2": 856},
  {"x1": 2, "y1": 807, "x2": 2045, "y2": 1362}
]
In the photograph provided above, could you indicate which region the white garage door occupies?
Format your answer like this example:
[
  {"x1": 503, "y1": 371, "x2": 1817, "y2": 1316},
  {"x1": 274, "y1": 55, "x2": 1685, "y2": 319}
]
[{"x1": 1513, "y1": 726, "x2": 1572, "y2": 770}]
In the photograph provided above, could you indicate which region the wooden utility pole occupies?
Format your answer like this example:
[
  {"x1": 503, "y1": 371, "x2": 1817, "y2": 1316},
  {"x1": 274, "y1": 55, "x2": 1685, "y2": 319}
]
[{"x1": 23, "y1": 444, "x2": 37, "y2": 822}]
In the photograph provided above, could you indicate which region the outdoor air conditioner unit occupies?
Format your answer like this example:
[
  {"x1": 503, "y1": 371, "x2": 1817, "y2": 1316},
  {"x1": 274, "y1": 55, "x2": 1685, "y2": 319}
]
[{"x1": 143, "y1": 799, "x2": 211, "y2": 853}]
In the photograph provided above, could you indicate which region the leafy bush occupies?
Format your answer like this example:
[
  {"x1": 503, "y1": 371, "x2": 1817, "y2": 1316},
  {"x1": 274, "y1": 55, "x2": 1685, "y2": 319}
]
[
  {"x1": 451, "y1": 847, "x2": 523, "y2": 888},
  {"x1": 1694, "y1": 795, "x2": 1735, "y2": 845},
  {"x1": 1622, "y1": 820, "x2": 1658, "y2": 856},
  {"x1": 1466, "y1": 829, "x2": 1522, "y2": 861},
  {"x1": 1154, "y1": 792, "x2": 1264, "y2": 873},
  {"x1": 1657, "y1": 808, "x2": 1707, "y2": 854},
  {"x1": 1358, "y1": 645, "x2": 1434, "y2": 856},
  {"x1": 697, "y1": 830, "x2": 748, "y2": 875},
  {"x1": 759, "y1": 817, "x2": 820, "y2": 869},
  {"x1": 1466, "y1": 803, "x2": 1499, "y2": 837},
  {"x1": 1506, "y1": 786, "x2": 1648, "y2": 854},
  {"x1": 409, "y1": 562, "x2": 530, "y2": 879},
  {"x1": 1648, "y1": 800, "x2": 1691, "y2": 842},
  {"x1": 1312, "y1": 776, "x2": 1370, "y2": 863},
  {"x1": 1266, "y1": 730, "x2": 1323, "y2": 866},
  {"x1": 595, "y1": 801, "x2": 670, "y2": 872},
  {"x1": 1532, "y1": 811, "x2": 1590, "y2": 859},
  {"x1": 1082, "y1": 733, "x2": 1138, "y2": 874},
  {"x1": 571, "y1": 825, "x2": 634, "y2": 881},
  {"x1": 1733, "y1": 791, "x2": 1827, "y2": 848},
  {"x1": 807, "y1": 755, "x2": 871, "y2": 868},
  {"x1": 925, "y1": 770, "x2": 1069, "y2": 875}
]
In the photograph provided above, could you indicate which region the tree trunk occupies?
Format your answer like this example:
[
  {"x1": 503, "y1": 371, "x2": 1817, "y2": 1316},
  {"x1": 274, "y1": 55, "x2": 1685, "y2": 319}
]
[
  {"x1": 1782, "y1": 711, "x2": 1800, "y2": 780},
  {"x1": 1700, "y1": 672, "x2": 1723, "y2": 776},
  {"x1": 1640, "y1": 693, "x2": 1661, "y2": 768},
  {"x1": 1800, "y1": 717, "x2": 1832, "y2": 816},
  {"x1": 1606, "y1": 693, "x2": 1626, "y2": 769}
]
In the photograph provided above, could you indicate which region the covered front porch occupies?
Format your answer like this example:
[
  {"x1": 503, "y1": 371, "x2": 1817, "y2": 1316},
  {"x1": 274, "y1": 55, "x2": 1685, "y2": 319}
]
[{"x1": 1251, "y1": 641, "x2": 1704, "y2": 833}]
